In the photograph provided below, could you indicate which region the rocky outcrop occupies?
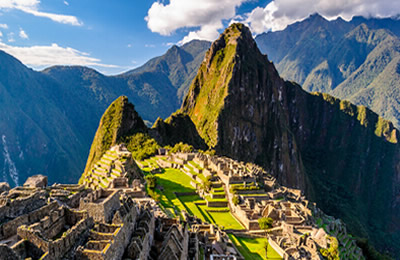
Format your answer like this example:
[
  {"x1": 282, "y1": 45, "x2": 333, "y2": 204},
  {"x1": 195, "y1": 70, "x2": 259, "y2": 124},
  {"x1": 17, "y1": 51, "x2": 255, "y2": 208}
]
[
  {"x1": 23, "y1": 174, "x2": 48, "y2": 188},
  {"x1": 0, "y1": 182, "x2": 10, "y2": 193}
]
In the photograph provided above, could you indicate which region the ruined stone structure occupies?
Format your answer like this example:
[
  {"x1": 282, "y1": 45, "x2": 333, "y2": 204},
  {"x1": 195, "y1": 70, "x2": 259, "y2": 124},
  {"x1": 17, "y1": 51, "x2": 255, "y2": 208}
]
[
  {"x1": 0, "y1": 150, "x2": 365, "y2": 259},
  {"x1": 0, "y1": 170, "x2": 241, "y2": 260},
  {"x1": 81, "y1": 144, "x2": 144, "y2": 190},
  {"x1": 160, "y1": 152, "x2": 365, "y2": 260}
]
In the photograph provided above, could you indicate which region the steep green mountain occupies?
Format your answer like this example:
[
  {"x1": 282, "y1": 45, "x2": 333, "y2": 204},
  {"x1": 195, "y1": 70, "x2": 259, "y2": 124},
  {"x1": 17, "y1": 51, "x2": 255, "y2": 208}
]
[
  {"x1": 0, "y1": 40, "x2": 209, "y2": 185},
  {"x1": 83, "y1": 96, "x2": 147, "y2": 174},
  {"x1": 255, "y1": 14, "x2": 400, "y2": 129},
  {"x1": 180, "y1": 23, "x2": 400, "y2": 256}
]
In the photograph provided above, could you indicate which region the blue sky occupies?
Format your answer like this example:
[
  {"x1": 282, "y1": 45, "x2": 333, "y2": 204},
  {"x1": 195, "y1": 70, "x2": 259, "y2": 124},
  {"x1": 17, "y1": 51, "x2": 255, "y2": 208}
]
[{"x1": 0, "y1": 0, "x2": 398, "y2": 75}]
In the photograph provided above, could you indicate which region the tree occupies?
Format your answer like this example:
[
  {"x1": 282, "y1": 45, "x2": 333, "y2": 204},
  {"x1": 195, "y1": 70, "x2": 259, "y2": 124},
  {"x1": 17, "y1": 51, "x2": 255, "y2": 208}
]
[
  {"x1": 202, "y1": 179, "x2": 212, "y2": 192},
  {"x1": 263, "y1": 241, "x2": 269, "y2": 258},
  {"x1": 232, "y1": 196, "x2": 239, "y2": 205},
  {"x1": 145, "y1": 175, "x2": 157, "y2": 190},
  {"x1": 320, "y1": 236, "x2": 340, "y2": 260},
  {"x1": 258, "y1": 217, "x2": 273, "y2": 236}
]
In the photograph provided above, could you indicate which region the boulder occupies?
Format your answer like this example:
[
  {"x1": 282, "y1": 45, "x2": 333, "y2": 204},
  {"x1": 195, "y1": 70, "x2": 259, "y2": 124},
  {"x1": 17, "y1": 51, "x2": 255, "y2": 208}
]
[{"x1": 24, "y1": 174, "x2": 48, "y2": 188}]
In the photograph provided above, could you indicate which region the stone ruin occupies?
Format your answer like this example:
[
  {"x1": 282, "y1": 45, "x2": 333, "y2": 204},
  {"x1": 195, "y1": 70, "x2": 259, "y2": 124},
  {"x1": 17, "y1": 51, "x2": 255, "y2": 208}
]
[
  {"x1": 0, "y1": 147, "x2": 365, "y2": 259},
  {"x1": 158, "y1": 151, "x2": 365, "y2": 260},
  {"x1": 0, "y1": 167, "x2": 242, "y2": 260},
  {"x1": 81, "y1": 144, "x2": 144, "y2": 191}
]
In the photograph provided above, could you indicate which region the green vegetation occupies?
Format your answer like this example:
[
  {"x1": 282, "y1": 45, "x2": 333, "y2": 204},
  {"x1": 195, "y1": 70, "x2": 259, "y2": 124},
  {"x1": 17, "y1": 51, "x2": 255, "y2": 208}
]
[
  {"x1": 124, "y1": 133, "x2": 160, "y2": 160},
  {"x1": 230, "y1": 183, "x2": 260, "y2": 193},
  {"x1": 356, "y1": 238, "x2": 393, "y2": 260},
  {"x1": 145, "y1": 174, "x2": 157, "y2": 190},
  {"x1": 138, "y1": 160, "x2": 243, "y2": 229},
  {"x1": 197, "y1": 205, "x2": 243, "y2": 230},
  {"x1": 320, "y1": 236, "x2": 340, "y2": 260},
  {"x1": 228, "y1": 234, "x2": 282, "y2": 260},
  {"x1": 201, "y1": 176, "x2": 212, "y2": 192},
  {"x1": 232, "y1": 196, "x2": 239, "y2": 205},
  {"x1": 374, "y1": 117, "x2": 397, "y2": 143},
  {"x1": 84, "y1": 96, "x2": 127, "y2": 174},
  {"x1": 258, "y1": 217, "x2": 273, "y2": 231},
  {"x1": 169, "y1": 142, "x2": 194, "y2": 153}
]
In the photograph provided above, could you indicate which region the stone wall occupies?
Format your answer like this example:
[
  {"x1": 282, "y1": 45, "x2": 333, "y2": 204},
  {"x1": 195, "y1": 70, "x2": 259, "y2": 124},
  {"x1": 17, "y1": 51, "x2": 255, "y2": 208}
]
[
  {"x1": 206, "y1": 201, "x2": 228, "y2": 207},
  {"x1": 11, "y1": 239, "x2": 44, "y2": 259},
  {"x1": 17, "y1": 207, "x2": 93, "y2": 259},
  {"x1": 80, "y1": 190, "x2": 121, "y2": 223},
  {"x1": 0, "y1": 190, "x2": 46, "y2": 221},
  {"x1": 0, "y1": 201, "x2": 58, "y2": 240}
]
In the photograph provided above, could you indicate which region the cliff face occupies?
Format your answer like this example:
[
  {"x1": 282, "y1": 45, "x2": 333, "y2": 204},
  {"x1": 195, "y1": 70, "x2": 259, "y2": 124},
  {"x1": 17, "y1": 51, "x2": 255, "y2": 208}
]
[{"x1": 182, "y1": 23, "x2": 400, "y2": 255}]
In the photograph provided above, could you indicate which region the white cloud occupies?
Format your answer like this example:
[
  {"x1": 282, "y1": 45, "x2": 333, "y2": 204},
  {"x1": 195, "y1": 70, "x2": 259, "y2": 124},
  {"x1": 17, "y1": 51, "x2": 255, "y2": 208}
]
[
  {"x1": 63, "y1": 1, "x2": 69, "y2": 6},
  {"x1": 19, "y1": 28, "x2": 28, "y2": 39},
  {"x1": 144, "y1": 44, "x2": 155, "y2": 48},
  {"x1": 162, "y1": 42, "x2": 174, "y2": 47},
  {"x1": 7, "y1": 32, "x2": 15, "y2": 42},
  {"x1": 0, "y1": 24, "x2": 8, "y2": 29},
  {"x1": 244, "y1": 0, "x2": 400, "y2": 34},
  {"x1": 0, "y1": 31, "x2": 2, "y2": 37},
  {"x1": 0, "y1": 42, "x2": 118, "y2": 68},
  {"x1": 0, "y1": 0, "x2": 82, "y2": 26},
  {"x1": 145, "y1": 0, "x2": 248, "y2": 44},
  {"x1": 127, "y1": 44, "x2": 132, "y2": 48}
]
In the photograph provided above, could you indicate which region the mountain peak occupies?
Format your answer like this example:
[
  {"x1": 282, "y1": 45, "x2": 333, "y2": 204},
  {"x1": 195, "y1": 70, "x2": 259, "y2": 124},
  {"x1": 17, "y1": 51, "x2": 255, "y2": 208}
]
[
  {"x1": 84, "y1": 96, "x2": 147, "y2": 174},
  {"x1": 203, "y1": 23, "x2": 255, "y2": 68},
  {"x1": 181, "y1": 23, "x2": 305, "y2": 189},
  {"x1": 181, "y1": 23, "x2": 269, "y2": 147},
  {"x1": 308, "y1": 13, "x2": 325, "y2": 21}
]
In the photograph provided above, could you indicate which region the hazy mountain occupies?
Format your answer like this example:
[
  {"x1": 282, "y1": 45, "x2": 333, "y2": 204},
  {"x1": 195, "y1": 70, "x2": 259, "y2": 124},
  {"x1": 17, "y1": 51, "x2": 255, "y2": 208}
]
[
  {"x1": 0, "y1": 40, "x2": 209, "y2": 185},
  {"x1": 0, "y1": 51, "x2": 88, "y2": 185},
  {"x1": 256, "y1": 14, "x2": 400, "y2": 128}
]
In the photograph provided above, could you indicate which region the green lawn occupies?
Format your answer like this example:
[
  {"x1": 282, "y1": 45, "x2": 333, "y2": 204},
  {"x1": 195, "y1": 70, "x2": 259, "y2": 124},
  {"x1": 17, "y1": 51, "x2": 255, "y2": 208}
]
[
  {"x1": 139, "y1": 163, "x2": 245, "y2": 230},
  {"x1": 197, "y1": 205, "x2": 244, "y2": 230},
  {"x1": 228, "y1": 234, "x2": 282, "y2": 260},
  {"x1": 148, "y1": 168, "x2": 196, "y2": 217},
  {"x1": 179, "y1": 195, "x2": 207, "y2": 222}
]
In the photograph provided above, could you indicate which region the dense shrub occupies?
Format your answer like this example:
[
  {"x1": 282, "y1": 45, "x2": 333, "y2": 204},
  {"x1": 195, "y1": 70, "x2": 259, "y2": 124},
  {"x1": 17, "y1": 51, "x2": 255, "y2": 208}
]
[{"x1": 124, "y1": 133, "x2": 159, "y2": 160}]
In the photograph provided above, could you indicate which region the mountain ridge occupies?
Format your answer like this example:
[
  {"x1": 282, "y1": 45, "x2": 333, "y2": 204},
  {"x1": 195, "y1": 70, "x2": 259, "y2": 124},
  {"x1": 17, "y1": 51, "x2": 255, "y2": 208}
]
[
  {"x1": 255, "y1": 14, "x2": 400, "y2": 129},
  {"x1": 0, "y1": 40, "x2": 210, "y2": 185}
]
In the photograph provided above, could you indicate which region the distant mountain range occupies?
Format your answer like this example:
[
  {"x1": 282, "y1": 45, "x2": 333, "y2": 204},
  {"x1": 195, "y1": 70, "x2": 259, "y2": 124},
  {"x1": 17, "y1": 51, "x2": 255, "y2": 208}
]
[
  {"x1": 0, "y1": 40, "x2": 210, "y2": 185},
  {"x1": 256, "y1": 13, "x2": 400, "y2": 128}
]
